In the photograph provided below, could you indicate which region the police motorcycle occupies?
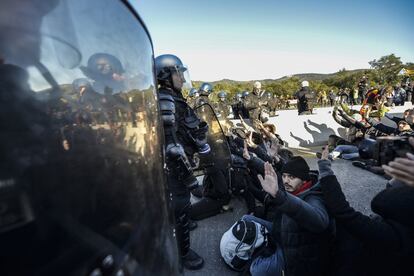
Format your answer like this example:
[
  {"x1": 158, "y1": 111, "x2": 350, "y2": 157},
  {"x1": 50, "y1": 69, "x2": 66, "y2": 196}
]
[{"x1": 0, "y1": 1, "x2": 180, "y2": 275}]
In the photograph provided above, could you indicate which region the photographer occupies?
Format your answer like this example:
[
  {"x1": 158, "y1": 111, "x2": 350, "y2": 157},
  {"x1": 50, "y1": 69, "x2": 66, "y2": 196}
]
[{"x1": 318, "y1": 142, "x2": 414, "y2": 276}]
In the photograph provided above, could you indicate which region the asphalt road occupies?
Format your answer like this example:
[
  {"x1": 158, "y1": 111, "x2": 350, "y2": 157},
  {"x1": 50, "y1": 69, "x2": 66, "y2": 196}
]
[{"x1": 185, "y1": 156, "x2": 388, "y2": 276}]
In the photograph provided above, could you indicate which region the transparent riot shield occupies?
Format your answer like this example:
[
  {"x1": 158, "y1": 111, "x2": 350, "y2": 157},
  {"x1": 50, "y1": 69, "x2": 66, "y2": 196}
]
[{"x1": 193, "y1": 103, "x2": 232, "y2": 175}]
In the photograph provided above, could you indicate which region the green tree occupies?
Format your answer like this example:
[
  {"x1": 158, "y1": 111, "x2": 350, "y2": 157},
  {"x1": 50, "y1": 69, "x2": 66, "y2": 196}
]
[{"x1": 368, "y1": 54, "x2": 403, "y2": 84}]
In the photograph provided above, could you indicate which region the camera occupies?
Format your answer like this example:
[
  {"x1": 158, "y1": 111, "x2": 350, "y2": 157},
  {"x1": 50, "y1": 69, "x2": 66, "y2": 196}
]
[
  {"x1": 359, "y1": 136, "x2": 413, "y2": 166},
  {"x1": 374, "y1": 136, "x2": 413, "y2": 165}
]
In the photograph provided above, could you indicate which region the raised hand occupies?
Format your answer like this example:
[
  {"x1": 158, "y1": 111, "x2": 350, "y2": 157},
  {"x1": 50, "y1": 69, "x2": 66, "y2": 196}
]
[
  {"x1": 246, "y1": 131, "x2": 257, "y2": 148},
  {"x1": 267, "y1": 141, "x2": 280, "y2": 158},
  {"x1": 321, "y1": 145, "x2": 330, "y2": 160},
  {"x1": 243, "y1": 140, "x2": 251, "y2": 160},
  {"x1": 257, "y1": 162, "x2": 279, "y2": 197}
]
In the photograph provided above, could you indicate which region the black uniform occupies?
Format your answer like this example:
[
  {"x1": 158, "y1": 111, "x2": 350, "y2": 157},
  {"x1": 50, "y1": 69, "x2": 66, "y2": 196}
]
[
  {"x1": 159, "y1": 87, "x2": 208, "y2": 258},
  {"x1": 358, "y1": 78, "x2": 368, "y2": 103},
  {"x1": 244, "y1": 90, "x2": 267, "y2": 120},
  {"x1": 295, "y1": 87, "x2": 315, "y2": 115}
]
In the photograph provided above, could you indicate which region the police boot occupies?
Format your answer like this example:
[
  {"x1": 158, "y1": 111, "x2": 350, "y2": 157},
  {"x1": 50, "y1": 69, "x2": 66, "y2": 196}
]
[
  {"x1": 176, "y1": 212, "x2": 204, "y2": 270},
  {"x1": 189, "y1": 220, "x2": 198, "y2": 231},
  {"x1": 182, "y1": 248, "x2": 204, "y2": 270}
]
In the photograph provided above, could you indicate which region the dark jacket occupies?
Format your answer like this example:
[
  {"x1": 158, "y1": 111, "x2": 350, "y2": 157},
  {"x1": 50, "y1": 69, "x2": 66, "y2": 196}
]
[
  {"x1": 244, "y1": 90, "x2": 267, "y2": 119},
  {"x1": 264, "y1": 171, "x2": 333, "y2": 276},
  {"x1": 385, "y1": 113, "x2": 404, "y2": 126},
  {"x1": 319, "y1": 160, "x2": 414, "y2": 276},
  {"x1": 295, "y1": 87, "x2": 315, "y2": 114},
  {"x1": 369, "y1": 118, "x2": 414, "y2": 137}
]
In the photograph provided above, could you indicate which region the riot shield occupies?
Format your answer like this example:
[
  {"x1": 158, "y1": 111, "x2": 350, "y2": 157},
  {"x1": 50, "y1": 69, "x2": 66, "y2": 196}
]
[
  {"x1": 193, "y1": 103, "x2": 232, "y2": 175},
  {"x1": 0, "y1": 1, "x2": 180, "y2": 275}
]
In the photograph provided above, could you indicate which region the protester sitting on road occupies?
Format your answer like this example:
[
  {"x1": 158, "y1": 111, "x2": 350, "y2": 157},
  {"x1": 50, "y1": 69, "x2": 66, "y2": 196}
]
[
  {"x1": 327, "y1": 114, "x2": 413, "y2": 162},
  {"x1": 331, "y1": 106, "x2": 366, "y2": 143},
  {"x1": 318, "y1": 143, "x2": 414, "y2": 276},
  {"x1": 240, "y1": 157, "x2": 334, "y2": 276},
  {"x1": 385, "y1": 109, "x2": 414, "y2": 129},
  {"x1": 367, "y1": 116, "x2": 414, "y2": 137},
  {"x1": 318, "y1": 143, "x2": 361, "y2": 161}
]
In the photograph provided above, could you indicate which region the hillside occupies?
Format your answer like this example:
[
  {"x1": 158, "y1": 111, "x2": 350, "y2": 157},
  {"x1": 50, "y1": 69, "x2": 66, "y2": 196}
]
[{"x1": 195, "y1": 69, "x2": 368, "y2": 85}]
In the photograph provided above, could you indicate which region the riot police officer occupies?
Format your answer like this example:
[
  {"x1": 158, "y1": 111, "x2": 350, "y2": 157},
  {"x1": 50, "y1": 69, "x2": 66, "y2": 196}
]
[
  {"x1": 295, "y1": 80, "x2": 315, "y2": 115},
  {"x1": 240, "y1": 91, "x2": 250, "y2": 119},
  {"x1": 231, "y1": 92, "x2": 243, "y2": 118},
  {"x1": 80, "y1": 53, "x2": 126, "y2": 94},
  {"x1": 187, "y1": 87, "x2": 199, "y2": 108},
  {"x1": 155, "y1": 54, "x2": 209, "y2": 270},
  {"x1": 214, "y1": 90, "x2": 233, "y2": 135},
  {"x1": 244, "y1": 81, "x2": 268, "y2": 122},
  {"x1": 195, "y1": 82, "x2": 213, "y2": 107},
  {"x1": 215, "y1": 91, "x2": 231, "y2": 118}
]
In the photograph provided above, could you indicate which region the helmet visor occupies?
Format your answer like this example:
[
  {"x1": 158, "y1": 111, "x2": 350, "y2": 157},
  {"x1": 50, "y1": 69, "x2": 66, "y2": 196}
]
[{"x1": 181, "y1": 64, "x2": 192, "y2": 89}]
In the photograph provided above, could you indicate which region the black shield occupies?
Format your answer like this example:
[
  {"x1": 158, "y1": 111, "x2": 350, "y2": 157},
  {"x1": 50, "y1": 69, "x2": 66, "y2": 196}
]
[{"x1": 0, "y1": 1, "x2": 180, "y2": 275}]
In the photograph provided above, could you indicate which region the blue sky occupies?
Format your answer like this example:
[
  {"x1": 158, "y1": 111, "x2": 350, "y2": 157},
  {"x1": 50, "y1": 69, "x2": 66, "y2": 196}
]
[{"x1": 132, "y1": 0, "x2": 414, "y2": 81}]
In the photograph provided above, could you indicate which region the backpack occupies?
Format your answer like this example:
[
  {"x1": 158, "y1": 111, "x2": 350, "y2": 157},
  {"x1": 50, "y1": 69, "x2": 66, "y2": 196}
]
[{"x1": 220, "y1": 219, "x2": 268, "y2": 271}]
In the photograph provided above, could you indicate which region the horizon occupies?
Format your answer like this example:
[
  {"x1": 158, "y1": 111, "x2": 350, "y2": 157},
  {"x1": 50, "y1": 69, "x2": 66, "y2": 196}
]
[
  {"x1": 133, "y1": 0, "x2": 414, "y2": 81},
  {"x1": 192, "y1": 68, "x2": 370, "y2": 83}
]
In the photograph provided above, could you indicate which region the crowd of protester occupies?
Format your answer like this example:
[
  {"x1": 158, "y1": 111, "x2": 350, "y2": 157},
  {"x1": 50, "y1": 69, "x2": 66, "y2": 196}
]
[{"x1": 185, "y1": 79, "x2": 414, "y2": 275}]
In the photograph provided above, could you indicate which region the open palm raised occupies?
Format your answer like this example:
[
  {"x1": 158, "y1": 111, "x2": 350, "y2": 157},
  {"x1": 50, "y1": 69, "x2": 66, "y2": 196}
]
[{"x1": 257, "y1": 162, "x2": 279, "y2": 197}]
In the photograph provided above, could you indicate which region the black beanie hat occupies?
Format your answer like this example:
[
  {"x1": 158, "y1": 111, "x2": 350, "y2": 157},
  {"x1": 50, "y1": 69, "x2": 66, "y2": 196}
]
[{"x1": 281, "y1": 156, "x2": 310, "y2": 180}]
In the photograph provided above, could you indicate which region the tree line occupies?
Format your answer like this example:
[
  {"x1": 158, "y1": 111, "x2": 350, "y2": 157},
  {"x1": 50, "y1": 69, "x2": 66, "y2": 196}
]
[{"x1": 191, "y1": 54, "x2": 414, "y2": 101}]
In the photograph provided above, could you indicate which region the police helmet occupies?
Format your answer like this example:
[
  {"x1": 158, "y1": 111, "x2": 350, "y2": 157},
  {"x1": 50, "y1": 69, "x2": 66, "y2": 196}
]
[
  {"x1": 85, "y1": 53, "x2": 124, "y2": 79},
  {"x1": 189, "y1": 88, "x2": 199, "y2": 97},
  {"x1": 242, "y1": 91, "x2": 249, "y2": 98},
  {"x1": 218, "y1": 91, "x2": 227, "y2": 99},
  {"x1": 72, "y1": 78, "x2": 91, "y2": 92},
  {"x1": 155, "y1": 54, "x2": 187, "y2": 81},
  {"x1": 199, "y1": 82, "x2": 213, "y2": 95}
]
